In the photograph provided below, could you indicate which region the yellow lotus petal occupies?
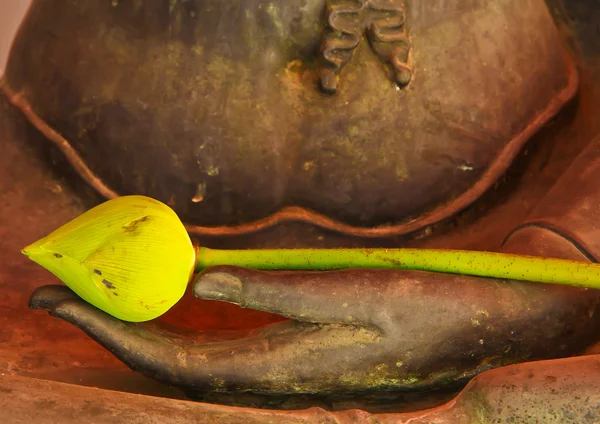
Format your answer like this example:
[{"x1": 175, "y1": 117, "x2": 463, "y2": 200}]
[{"x1": 22, "y1": 195, "x2": 196, "y2": 322}]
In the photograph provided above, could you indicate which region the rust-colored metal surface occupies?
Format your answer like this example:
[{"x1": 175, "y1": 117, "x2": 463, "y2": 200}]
[
  {"x1": 2, "y1": 0, "x2": 600, "y2": 421},
  {"x1": 1, "y1": 0, "x2": 578, "y2": 237},
  {"x1": 319, "y1": 0, "x2": 412, "y2": 92},
  {"x1": 2, "y1": 354, "x2": 600, "y2": 423},
  {"x1": 20, "y1": 134, "x2": 600, "y2": 410},
  {"x1": 2, "y1": 75, "x2": 600, "y2": 413},
  {"x1": 27, "y1": 261, "x2": 600, "y2": 397}
]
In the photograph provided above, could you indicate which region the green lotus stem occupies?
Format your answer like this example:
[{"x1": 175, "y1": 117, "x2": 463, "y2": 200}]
[{"x1": 195, "y1": 246, "x2": 600, "y2": 289}]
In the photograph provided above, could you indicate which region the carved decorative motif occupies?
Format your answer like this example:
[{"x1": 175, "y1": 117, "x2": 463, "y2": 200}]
[{"x1": 320, "y1": 0, "x2": 412, "y2": 93}]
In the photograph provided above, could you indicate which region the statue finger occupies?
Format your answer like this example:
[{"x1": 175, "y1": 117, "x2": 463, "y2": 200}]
[{"x1": 193, "y1": 265, "x2": 414, "y2": 328}]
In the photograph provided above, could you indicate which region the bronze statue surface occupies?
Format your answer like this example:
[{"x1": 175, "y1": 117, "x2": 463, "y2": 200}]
[
  {"x1": 1, "y1": 0, "x2": 577, "y2": 236},
  {"x1": 2, "y1": 0, "x2": 600, "y2": 422}
]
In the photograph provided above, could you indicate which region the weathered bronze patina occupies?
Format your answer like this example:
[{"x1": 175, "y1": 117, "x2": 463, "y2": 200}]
[
  {"x1": 1, "y1": 0, "x2": 577, "y2": 237},
  {"x1": 4, "y1": 355, "x2": 600, "y2": 423},
  {"x1": 3, "y1": 0, "x2": 600, "y2": 421},
  {"x1": 320, "y1": 0, "x2": 412, "y2": 93},
  {"x1": 27, "y1": 134, "x2": 600, "y2": 403}
]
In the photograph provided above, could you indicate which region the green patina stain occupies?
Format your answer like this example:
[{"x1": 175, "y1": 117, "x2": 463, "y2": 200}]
[
  {"x1": 463, "y1": 388, "x2": 494, "y2": 424},
  {"x1": 191, "y1": 45, "x2": 204, "y2": 57},
  {"x1": 337, "y1": 364, "x2": 414, "y2": 391},
  {"x1": 265, "y1": 3, "x2": 285, "y2": 38},
  {"x1": 169, "y1": 0, "x2": 178, "y2": 15}
]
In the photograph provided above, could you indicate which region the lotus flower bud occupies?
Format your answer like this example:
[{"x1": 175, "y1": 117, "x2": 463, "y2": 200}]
[{"x1": 22, "y1": 195, "x2": 196, "y2": 322}]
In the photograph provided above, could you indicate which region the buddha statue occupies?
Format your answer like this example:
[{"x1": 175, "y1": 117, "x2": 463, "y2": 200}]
[{"x1": 3, "y1": 0, "x2": 600, "y2": 421}]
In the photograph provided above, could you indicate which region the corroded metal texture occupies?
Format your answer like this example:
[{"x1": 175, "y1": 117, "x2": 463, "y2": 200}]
[
  {"x1": 24, "y1": 129, "x2": 600, "y2": 405},
  {"x1": 320, "y1": 0, "x2": 412, "y2": 93},
  {"x1": 3, "y1": 355, "x2": 600, "y2": 423},
  {"x1": 29, "y1": 265, "x2": 600, "y2": 397},
  {"x1": 24, "y1": 135, "x2": 600, "y2": 401},
  {"x1": 3, "y1": 0, "x2": 600, "y2": 421},
  {"x1": 4, "y1": 67, "x2": 600, "y2": 418},
  {"x1": 0, "y1": 0, "x2": 578, "y2": 237}
]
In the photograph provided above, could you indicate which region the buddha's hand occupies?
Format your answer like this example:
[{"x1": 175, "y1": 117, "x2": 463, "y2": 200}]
[{"x1": 29, "y1": 265, "x2": 600, "y2": 395}]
